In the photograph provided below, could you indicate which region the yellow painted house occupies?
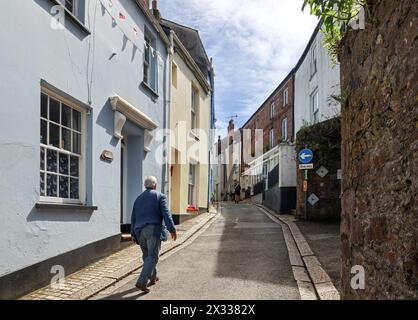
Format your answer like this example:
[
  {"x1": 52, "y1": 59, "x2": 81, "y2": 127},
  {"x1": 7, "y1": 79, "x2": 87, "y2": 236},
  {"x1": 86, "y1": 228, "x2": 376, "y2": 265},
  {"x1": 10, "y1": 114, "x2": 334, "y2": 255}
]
[{"x1": 161, "y1": 20, "x2": 213, "y2": 224}]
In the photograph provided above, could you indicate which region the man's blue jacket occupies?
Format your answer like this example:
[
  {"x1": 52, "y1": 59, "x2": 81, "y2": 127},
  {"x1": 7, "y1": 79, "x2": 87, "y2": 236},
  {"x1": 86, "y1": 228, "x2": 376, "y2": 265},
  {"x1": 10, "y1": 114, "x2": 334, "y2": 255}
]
[{"x1": 131, "y1": 189, "x2": 176, "y2": 241}]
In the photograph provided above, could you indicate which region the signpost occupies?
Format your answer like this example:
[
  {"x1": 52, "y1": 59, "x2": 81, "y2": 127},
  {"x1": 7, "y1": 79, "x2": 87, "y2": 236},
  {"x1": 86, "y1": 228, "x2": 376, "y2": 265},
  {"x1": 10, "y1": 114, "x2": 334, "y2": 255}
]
[
  {"x1": 298, "y1": 149, "x2": 314, "y2": 164},
  {"x1": 298, "y1": 149, "x2": 314, "y2": 220},
  {"x1": 299, "y1": 163, "x2": 313, "y2": 170}
]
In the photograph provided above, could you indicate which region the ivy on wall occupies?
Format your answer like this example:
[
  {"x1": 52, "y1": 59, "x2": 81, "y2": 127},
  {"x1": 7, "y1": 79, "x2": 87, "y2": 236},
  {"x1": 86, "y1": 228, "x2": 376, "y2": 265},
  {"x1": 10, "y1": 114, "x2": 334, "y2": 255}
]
[
  {"x1": 296, "y1": 117, "x2": 341, "y2": 167},
  {"x1": 302, "y1": 0, "x2": 367, "y2": 61}
]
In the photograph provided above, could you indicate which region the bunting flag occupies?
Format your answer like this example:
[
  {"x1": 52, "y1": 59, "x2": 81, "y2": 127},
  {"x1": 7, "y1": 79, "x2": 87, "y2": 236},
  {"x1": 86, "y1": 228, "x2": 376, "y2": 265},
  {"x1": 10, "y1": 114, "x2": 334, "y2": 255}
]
[{"x1": 98, "y1": 0, "x2": 164, "y2": 65}]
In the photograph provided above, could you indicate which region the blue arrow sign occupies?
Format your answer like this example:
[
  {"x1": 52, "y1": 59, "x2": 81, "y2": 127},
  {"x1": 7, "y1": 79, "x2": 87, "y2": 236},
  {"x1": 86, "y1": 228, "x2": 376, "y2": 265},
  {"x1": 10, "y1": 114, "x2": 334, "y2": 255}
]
[{"x1": 299, "y1": 149, "x2": 314, "y2": 164}]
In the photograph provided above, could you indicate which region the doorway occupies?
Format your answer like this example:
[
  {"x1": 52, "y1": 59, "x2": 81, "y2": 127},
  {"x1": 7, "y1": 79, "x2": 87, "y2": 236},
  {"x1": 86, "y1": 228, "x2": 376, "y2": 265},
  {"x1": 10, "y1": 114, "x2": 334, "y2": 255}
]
[{"x1": 120, "y1": 123, "x2": 144, "y2": 233}]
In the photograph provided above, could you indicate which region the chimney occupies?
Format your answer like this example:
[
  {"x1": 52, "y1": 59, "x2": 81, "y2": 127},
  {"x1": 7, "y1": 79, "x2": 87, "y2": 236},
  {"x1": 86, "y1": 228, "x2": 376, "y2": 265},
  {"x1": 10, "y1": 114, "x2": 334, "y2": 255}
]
[
  {"x1": 228, "y1": 120, "x2": 234, "y2": 145},
  {"x1": 151, "y1": 0, "x2": 161, "y2": 20},
  {"x1": 228, "y1": 120, "x2": 235, "y2": 133}
]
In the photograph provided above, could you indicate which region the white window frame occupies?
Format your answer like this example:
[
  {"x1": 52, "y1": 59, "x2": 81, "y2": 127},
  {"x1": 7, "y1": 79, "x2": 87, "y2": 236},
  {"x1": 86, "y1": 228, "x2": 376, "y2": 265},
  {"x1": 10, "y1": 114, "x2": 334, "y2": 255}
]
[
  {"x1": 143, "y1": 28, "x2": 159, "y2": 93},
  {"x1": 40, "y1": 88, "x2": 86, "y2": 205},
  {"x1": 270, "y1": 102, "x2": 276, "y2": 119},
  {"x1": 311, "y1": 89, "x2": 320, "y2": 124},
  {"x1": 283, "y1": 88, "x2": 289, "y2": 107},
  {"x1": 144, "y1": 33, "x2": 152, "y2": 87},
  {"x1": 269, "y1": 129, "x2": 274, "y2": 149},
  {"x1": 310, "y1": 43, "x2": 318, "y2": 77},
  {"x1": 188, "y1": 163, "x2": 196, "y2": 206},
  {"x1": 57, "y1": 0, "x2": 79, "y2": 18},
  {"x1": 65, "y1": 0, "x2": 77, "y2": 16},
  {"x1": 282, "y1": 118, "x2": 288, "y2": 142},
  {"x1": 191, "y1": 86, "x2": 199, "y2": 131}
]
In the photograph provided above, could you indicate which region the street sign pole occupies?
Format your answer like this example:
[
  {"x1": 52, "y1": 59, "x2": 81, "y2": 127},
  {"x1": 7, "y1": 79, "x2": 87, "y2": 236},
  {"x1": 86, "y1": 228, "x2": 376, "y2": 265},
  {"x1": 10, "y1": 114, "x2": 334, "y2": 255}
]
[
  {"x1": 298, "y1": 148, "x2": 313, "y2": 221},
  {"x1": 304, "y1": 169, "x2": 308, "y2": 220}
]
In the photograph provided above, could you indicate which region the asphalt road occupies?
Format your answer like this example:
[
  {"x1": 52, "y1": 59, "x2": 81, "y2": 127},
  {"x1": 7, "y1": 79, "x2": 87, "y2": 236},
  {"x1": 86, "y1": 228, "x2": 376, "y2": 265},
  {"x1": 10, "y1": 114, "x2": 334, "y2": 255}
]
[{"x1": 93, "y1": 203, "x2": 300, "y2": 300}]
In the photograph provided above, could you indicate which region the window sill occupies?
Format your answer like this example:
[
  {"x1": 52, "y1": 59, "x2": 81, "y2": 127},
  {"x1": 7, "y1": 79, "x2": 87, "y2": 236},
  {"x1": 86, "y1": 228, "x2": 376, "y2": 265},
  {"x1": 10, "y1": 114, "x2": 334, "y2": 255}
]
[
  {"x1": 36, "y1": 203, "x2": 98, "y2": 211},
  {"x1": 141, "y1": 81, "x2": 159, "y2": 99},
  {"x1": 49, "y1": 0, "x2": 91, "y2": 35}
]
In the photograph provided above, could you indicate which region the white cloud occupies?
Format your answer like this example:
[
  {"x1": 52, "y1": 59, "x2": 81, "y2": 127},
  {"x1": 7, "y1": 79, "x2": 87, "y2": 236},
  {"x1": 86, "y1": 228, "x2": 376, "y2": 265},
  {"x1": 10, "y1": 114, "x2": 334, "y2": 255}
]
[{"x1": 158, "y1": 0, "x2": 319, "y2": 136}]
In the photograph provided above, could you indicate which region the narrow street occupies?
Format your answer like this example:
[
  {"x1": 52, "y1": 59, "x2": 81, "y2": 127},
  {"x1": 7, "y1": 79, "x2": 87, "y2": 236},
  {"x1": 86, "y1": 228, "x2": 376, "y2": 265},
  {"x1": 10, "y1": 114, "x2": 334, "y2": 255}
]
[{"x1": 92, "y1": 203, "x2": 300, "y2": 300}]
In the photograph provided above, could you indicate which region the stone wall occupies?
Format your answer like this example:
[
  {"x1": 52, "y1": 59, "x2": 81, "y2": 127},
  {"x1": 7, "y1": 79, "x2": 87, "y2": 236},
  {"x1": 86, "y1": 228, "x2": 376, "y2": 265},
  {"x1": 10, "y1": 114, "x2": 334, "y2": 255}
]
[
  {"x1": 296, "y1": 117, "x2": 342, "y2": 221},
  {"x1": 340, "y1": 0, "x2": 418, "y2": 299}
]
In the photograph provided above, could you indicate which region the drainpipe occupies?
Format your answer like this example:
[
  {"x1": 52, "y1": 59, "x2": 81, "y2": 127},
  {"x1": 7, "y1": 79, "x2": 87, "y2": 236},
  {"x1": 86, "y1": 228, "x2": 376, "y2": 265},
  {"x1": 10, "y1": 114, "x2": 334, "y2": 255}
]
[
  {"x1": 165, "y1": 30, "x2": 174, "y2": 203},
  {"x1": 207, "y1": 58, "x2": 215, "y2": 211}
]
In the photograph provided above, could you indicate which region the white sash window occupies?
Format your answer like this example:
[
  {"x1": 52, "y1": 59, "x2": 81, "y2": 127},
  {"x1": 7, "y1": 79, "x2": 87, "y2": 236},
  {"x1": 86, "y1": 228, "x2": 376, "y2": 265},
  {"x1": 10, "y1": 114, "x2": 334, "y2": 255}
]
[{"x1": 40, "y1": 91, "x2": 85, "y2": 204}]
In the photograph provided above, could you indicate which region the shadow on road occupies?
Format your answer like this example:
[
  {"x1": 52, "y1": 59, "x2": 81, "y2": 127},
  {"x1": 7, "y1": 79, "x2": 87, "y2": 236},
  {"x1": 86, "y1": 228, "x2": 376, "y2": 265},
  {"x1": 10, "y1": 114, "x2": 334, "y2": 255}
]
[
  {"x1": 98, "y1": 287, "x2": 148, "y2": 300},
  {"x1": 94, "y1": 202, "x2": 300, "y2": 300}
]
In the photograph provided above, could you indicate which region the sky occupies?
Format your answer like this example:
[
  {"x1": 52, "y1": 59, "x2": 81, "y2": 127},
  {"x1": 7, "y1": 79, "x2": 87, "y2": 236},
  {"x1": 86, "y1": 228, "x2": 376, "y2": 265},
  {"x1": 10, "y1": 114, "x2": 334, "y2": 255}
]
[{"x1": 157, "y1": 0, "x2": 319, "y2": 136}]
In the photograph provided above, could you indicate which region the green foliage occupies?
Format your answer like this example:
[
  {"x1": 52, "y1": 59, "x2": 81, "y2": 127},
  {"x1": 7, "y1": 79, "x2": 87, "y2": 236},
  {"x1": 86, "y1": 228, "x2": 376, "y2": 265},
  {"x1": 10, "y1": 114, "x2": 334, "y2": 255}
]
[
  {"x1": 296, "y1": 117, "x2": 341, "y2": 167},
  {"x1": 329, "y1": 89, "x2": 351, "y2": 109},
  {"x1": 302, "y1": 0, "x2": 366, "y2": 61}
]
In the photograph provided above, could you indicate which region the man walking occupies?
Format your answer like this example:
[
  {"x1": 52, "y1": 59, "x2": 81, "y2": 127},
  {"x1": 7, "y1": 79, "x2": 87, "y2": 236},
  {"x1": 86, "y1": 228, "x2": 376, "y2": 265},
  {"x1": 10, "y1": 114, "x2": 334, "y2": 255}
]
[
  {"x1": 234, "y1": 181, "x2": 241, "y2": 204},
  {"x1": 131, "y1": 176, "x2": 177, "y2": 293}
]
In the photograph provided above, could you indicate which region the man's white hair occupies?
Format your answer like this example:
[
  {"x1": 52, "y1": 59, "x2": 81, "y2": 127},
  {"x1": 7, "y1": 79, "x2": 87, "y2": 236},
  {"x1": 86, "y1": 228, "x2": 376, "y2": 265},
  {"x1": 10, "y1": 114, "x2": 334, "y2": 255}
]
[{"x1": 144, "y1": 176, "x2": 157, "y2": 189}]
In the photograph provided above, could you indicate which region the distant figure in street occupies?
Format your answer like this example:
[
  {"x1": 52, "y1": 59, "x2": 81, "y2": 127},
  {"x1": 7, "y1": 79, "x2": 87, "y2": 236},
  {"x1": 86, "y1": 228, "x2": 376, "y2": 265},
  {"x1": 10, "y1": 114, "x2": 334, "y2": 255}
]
[
  {"x1": 234, "y1": 181, "x2": 241, "y2": 204},
  {"x1": 131, "y1": 176, "x2": 177, "y2": 293}
]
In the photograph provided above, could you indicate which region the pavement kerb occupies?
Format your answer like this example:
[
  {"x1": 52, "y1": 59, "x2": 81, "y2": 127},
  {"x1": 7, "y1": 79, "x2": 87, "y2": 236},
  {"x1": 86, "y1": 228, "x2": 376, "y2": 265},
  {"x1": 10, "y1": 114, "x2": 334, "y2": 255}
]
[
  {"x1": 255, "y1": 204, "x2": 340, "y2": 300},
  {"x1": 67, "y1": 212, "x2": 219, "y2": 300}
]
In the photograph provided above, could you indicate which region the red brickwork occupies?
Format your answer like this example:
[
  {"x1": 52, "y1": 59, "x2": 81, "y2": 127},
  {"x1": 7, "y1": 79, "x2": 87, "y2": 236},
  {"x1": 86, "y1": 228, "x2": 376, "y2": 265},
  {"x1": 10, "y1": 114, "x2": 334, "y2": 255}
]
[{"x1": 241, "y1": 73, "x2": 295, "y2": 169}]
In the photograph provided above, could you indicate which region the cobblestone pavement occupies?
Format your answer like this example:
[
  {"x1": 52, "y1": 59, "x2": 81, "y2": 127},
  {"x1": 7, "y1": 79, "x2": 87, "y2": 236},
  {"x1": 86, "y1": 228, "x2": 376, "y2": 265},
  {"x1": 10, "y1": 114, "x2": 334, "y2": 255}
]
[
  {"x1": 20, "y1": 211, "x2": 216, "y2": 300},
  {"x1": 91, "y1": 203, "x2": 301, "y2": 300}
]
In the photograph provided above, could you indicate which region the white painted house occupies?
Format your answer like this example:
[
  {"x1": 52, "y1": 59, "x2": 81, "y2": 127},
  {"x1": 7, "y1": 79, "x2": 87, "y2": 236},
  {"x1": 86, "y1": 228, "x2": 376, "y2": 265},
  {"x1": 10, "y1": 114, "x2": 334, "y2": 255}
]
[{"x1": 294, "y1": 23, "x2": 341, "y2": 138}]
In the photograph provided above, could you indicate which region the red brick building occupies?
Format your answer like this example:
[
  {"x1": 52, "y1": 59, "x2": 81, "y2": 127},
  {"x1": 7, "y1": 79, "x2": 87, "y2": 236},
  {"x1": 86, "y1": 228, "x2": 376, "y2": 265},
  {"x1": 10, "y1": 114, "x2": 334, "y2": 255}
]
[{"x1": 241, "y1": 71, "x2": 295, "y2": 170}]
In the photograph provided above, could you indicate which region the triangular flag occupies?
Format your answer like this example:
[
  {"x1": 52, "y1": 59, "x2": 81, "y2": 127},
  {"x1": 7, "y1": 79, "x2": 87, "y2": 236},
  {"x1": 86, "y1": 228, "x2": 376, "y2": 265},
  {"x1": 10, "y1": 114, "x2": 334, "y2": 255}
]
[{"x1": 119, "y1": 12, "x2": 126, "y2": 20}]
